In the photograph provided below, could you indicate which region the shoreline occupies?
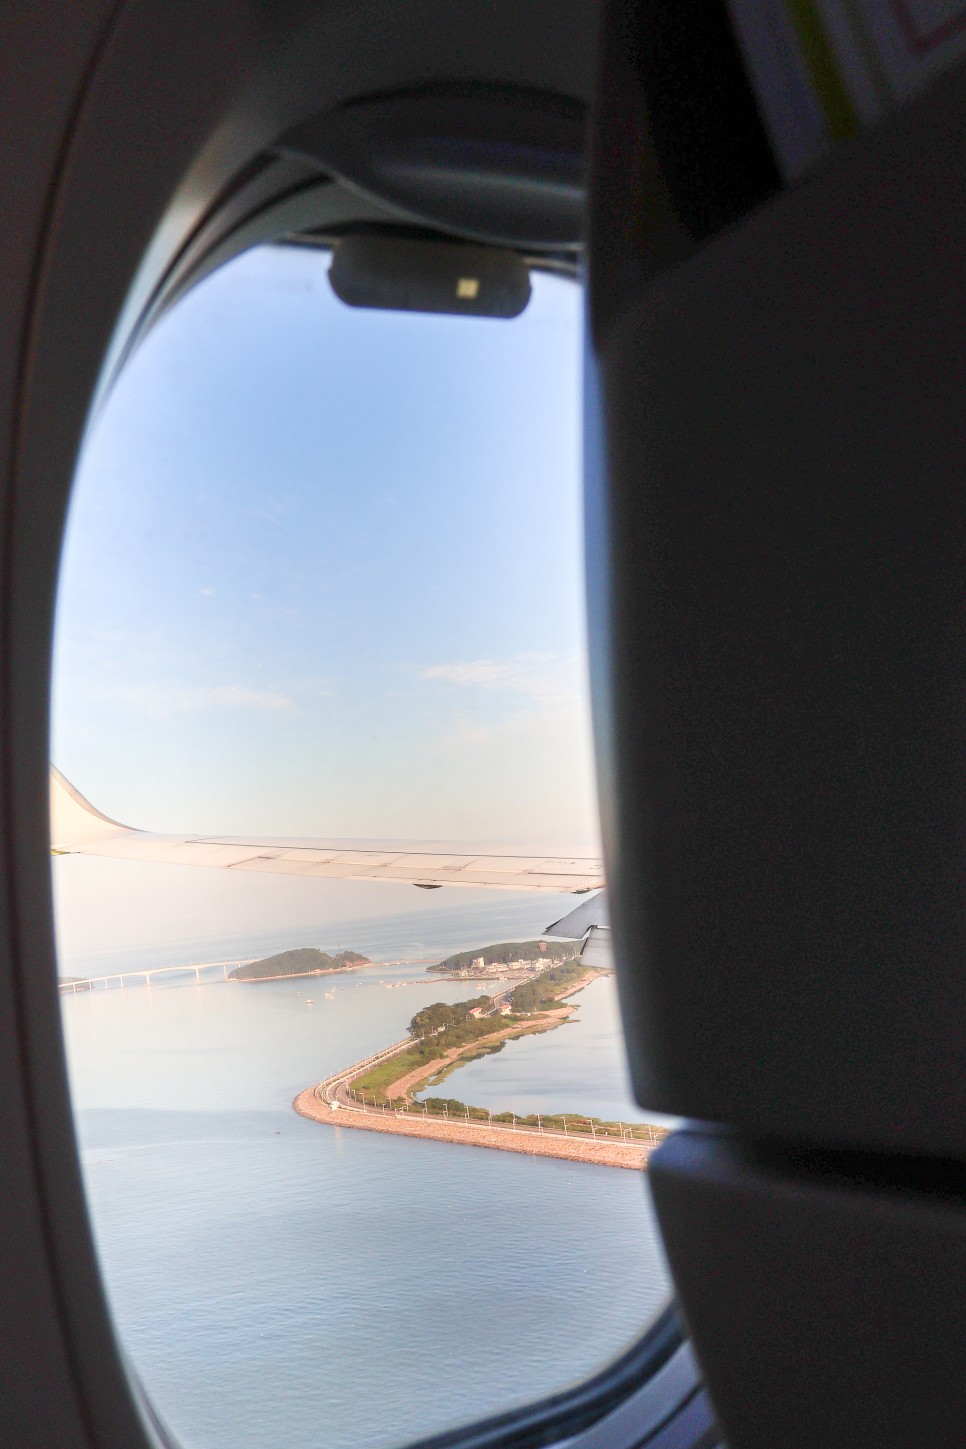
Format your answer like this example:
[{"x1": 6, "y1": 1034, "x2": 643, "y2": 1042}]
[
  {"x1": 293, "y1": 968, "x2": 668, "y2": 1170},
  {"x1": 230, "y1": 965, "x2": 362, "y2": 984},
  {"x1": 229, "y1": 957, "x2": 441, "y2": 984},
  {"x1": 293, "y1": 1086, "x2": 655, "y2": 1170},
  {"x1": 230, "y1": 958, "x2": 398, "y2": 984}
]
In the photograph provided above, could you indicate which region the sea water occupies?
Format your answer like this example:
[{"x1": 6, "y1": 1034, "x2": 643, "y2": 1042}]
[{"x1": 61, "y1": 901, "x2": 671, "y2": 1449}]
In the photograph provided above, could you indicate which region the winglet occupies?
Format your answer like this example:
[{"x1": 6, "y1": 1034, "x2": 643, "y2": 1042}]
[{"x1": 50, "y1": 766, "x2": 136, "y2": 851}]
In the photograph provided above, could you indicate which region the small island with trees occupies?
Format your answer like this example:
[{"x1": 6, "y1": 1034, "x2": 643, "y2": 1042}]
[
  {"x1": 428, "y1": 939, "x2": 578, "y2": 976},
  {"x1": 229, "y1": 947, "x2": 369, "y2": 982}
]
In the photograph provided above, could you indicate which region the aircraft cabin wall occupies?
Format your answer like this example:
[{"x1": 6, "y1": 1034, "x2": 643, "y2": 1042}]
[{"x1": 587, "y1": 3, "x2": 966, "y2": 1443}]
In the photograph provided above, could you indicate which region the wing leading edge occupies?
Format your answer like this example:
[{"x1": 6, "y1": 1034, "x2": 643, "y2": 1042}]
[{"x1": 49, "y1": 767, "x2": 604, "y2": 893}]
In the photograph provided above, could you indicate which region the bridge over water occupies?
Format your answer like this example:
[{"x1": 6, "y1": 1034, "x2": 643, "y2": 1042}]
[
  {"x1": 57, "y1": 955, "x2": 443, "y2": 995},
  {"x1": 58, "y1": 959, "x2": 255, "y2": 992}
]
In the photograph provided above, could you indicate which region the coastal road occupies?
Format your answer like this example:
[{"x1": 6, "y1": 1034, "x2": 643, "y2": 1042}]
[
  {"x1": 314, "y1": 1034, "x2": 664, "y2": 1151},
  {"x1": 295, "y1": 1080, "x2": 658, "y2": 1171}
]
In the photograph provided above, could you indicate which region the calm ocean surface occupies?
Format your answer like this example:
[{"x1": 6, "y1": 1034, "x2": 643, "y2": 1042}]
[{"x1": 61, "y1": 899, "x2": 671, "y2": 1449}]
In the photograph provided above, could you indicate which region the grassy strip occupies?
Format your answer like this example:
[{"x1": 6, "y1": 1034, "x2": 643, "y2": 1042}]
[
  {"x1": 351, "y1": 1018, "x2": 517, "y2": 1102},
  {"x1": 350, "y1": 1047, "x2": 434, "y2": 1099}
]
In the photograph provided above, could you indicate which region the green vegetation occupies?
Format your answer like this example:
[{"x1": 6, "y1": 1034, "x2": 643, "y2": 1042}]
[
  {"x1": 353, "y1": 1006, "x2": 510, "y2": 1104},
  {"x1": 350, "y1": 1047, "x2": 433, "y2": 1100},
  {"x1": 349, "y1": 959, "x2": 594, "y2": 1108},
  {"x1": 387, "y1": 1094, "x2": 662, "y2": 1142},
  {"x1": 507, "y1": 960, "x2": 588, "y2": 1013},
  {"x1": 349, "y1": 956, "x2": 590, "y2": 1101},
  {"x1": 229, "y1": 947, "x2": 368, "y2": 981},
  {"x1": 409, "y1": 996, "x2": 491, "y2": 1037},
  {"x1": 343, "y1": 959, "x2": 657, "y2": 1141},
  {"x1": 415, "y1": 1097, "x2": 493, "y2": 1121},
  {"x1": 428, "y1": 940, "x2": 578, "y2": 973}
]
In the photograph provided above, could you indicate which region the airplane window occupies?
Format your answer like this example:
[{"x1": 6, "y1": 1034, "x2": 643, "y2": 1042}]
[{"x1": 51, "y1": 241, "x2": 672, "y2": 1449}]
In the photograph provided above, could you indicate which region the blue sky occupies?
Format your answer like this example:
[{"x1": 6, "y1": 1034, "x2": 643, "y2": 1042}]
[{"x1": 52, "y1": 245, "x2": 597, "y2": 965}]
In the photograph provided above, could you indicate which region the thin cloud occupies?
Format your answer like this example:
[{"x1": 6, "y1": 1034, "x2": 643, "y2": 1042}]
[
  {"x1": 419, "y1": 653, "x2": 577, "y2": 701},
  {"x1": 111, "y1": 684, "x2": 293, "y2": 715}
]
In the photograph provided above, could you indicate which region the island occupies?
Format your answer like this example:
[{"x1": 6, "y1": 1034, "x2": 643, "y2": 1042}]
[
  {"x1": 428, "y1": 939, "x2": 578, "y2": 976},
  {"x1": 228, "y1": 947, "x2": 369, "y2": 982}
]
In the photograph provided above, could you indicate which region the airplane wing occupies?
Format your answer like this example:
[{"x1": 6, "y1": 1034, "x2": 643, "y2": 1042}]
[{"x1": 49, "y1": 767, "x2": 603, "y2": 893}]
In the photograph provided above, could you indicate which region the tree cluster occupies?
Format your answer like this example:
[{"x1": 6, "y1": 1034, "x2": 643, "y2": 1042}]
[
  {"x1": 508, "y1": 961, "x2": 585, "y2": 1014},
  {"x1": 229, "y1": 947, "x2": 368, "y2": 981},
  {"x1": 429, "y1": 940, "x2": 577, "y2": 973},
  {"x1": 409, "y1": 996, "x2": 492, "y2": 1038}
]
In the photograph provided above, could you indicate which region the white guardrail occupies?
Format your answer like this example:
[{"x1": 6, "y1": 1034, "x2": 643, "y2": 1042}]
[
  {"x1": 314, "y1": 1038, "x2": 414, "y2": 1107},
  {"x1": 313, "y1": 1038, "x2": 665, "y2": 1146}
]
